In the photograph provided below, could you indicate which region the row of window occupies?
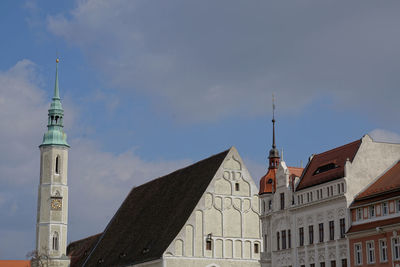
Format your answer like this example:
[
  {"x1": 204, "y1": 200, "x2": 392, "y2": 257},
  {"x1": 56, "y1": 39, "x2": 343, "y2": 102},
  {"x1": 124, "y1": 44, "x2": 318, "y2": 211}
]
[
  {"x1": 298, "y1": 219, "x2": 345, "y2": 246},
  {"x1": 205, "y1": 238, "x2": 260, "y2": 254},
  {"x1": 300, "y1": 260, "x2": 347, "y2": 267},
  {"x1": 276, "y1": 229, "x2": 292, "y2": 250},
  {"x1": 297, "y1": 183, "x2": 345, "y2": 205},
  {"x1": 354, "y1": 237, "x2": 400, "y2": 265},
  {"x1": 356, "y1": 200, "x2": 400, "y2": 221}
]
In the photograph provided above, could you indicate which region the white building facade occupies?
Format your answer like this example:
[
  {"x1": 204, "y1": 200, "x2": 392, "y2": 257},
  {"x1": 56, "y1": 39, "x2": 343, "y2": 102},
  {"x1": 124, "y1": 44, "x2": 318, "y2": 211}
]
[{"x1": 260, "y1": 135, "x2": 400, "y2": 267}]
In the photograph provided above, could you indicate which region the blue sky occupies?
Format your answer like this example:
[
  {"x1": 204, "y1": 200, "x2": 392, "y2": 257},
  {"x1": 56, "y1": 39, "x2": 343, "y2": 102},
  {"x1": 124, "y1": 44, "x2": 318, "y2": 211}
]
[{"x1": 1, "y1": 0, "x2": 400, "y2": 259}]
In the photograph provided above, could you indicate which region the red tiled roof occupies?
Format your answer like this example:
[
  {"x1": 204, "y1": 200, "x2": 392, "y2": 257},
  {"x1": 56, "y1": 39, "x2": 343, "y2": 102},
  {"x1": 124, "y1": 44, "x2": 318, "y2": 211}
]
[
  {"x1": 0, "y1": 261, "x2": 31, "y2": 267},
  {"x1": 296, "y1": 139, "x2": 361, "y2": 191},
  {"x1": 259, "y1": 168, "x2": 277, "y2": 194},
  {"x1": 351, "y1": 190, "x2": 400, "y2": 207},
  {"x1": 354, "y1": 161, "x2": 400, "y2": 202},
  {"x1": 259, "y1": 166, "x2": 304, "y2": 194},
  {"x1": 288, "y1": 167, "x2": 304, "y2": 178},
  {"x1": 347, "y1": 216, "x2": 400, "y2": 234}
]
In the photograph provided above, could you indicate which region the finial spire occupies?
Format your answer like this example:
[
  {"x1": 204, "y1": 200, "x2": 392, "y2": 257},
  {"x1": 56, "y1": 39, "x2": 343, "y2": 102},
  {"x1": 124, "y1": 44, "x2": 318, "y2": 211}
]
[
  {"x1": 272, "y1": 93, "x2": 276, "y2": 149},
  {"x1": 40, "y1": 58, "x2": 69, "y2": 147},
  {"x1": 53, "y1": 58, "x2": 60, "y2": 100}
]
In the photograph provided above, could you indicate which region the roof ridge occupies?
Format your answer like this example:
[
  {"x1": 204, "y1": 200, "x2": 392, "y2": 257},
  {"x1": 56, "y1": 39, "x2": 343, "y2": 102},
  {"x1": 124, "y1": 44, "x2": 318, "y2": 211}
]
[
  {"x1": 315, "y1": 139, "x2": 361, "y2": 157},
  {"x1": 130, "y1": 148, "x2": 231, "y2": 191}
]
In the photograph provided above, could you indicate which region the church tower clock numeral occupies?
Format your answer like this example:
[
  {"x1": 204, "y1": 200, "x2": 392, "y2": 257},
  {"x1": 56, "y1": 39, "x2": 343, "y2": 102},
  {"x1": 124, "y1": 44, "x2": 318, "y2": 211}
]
[{"x1": 35, "y1": 58, "x2": 70, "y2": 267}]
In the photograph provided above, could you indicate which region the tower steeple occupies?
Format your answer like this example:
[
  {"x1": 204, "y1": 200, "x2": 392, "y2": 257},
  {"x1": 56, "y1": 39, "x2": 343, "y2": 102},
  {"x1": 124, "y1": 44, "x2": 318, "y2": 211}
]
[
  {"x1": 268, "y1": 94, "x2": 280, "y2": 169},
  {"x1": 35, "y1": 58, "x2": 70, "y2": 267},
  {"x1": 40, "y1": 58, "x2": 69, "y2": 147}
]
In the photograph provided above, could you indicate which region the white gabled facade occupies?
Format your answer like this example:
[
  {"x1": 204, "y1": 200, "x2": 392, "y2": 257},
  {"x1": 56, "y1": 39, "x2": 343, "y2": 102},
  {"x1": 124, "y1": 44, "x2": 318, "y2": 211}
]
[
  {"x1": 260, "y1": 135, "x2": 400, "y2": 267},
  {"x1": 161, "y1": 147, "x2": 262, "y2": 267}
]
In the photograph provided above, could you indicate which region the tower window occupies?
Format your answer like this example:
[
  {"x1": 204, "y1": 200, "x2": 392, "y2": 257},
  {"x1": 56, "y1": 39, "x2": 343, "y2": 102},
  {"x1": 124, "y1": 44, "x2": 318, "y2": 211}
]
[
  {"x1": 55, "y1": 156, "x2": 60, "y2": 174},
  {"x1": 280, "y1": 193, "x2": 285, "y2": 210},
  {"x1": 235, "y1": 183, "x2": 240, "y2": 191},
  {"x1": 52, "y1": 232, "x2": 59, "y2": 251}
]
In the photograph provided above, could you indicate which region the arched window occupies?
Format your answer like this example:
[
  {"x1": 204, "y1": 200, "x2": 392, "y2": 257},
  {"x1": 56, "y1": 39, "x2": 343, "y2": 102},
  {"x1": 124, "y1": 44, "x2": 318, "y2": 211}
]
[
  {"x1": 55, "y1": 156, "x2": 60, "y2": 174},
  {"x1": 52, "y1": 232, "x2": 59, "y2": 251}
]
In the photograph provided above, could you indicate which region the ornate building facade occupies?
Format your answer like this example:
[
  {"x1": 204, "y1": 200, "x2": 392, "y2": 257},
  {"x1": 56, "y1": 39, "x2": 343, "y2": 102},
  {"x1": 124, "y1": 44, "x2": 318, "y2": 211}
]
[{"x1": 260, "y1": 129, "x2": 400, "y2": 267}]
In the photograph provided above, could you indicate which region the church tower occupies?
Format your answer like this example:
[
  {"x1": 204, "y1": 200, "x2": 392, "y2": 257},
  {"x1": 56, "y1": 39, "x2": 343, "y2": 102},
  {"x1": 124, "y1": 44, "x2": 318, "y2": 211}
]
[{"x1": 35, "y1": 59, "x2": 70, "y2": 267}]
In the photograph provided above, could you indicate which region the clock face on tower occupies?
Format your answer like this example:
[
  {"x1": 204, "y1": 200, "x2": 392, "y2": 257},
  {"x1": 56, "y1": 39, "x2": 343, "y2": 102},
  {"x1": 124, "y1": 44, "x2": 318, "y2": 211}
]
[{"x1": 51, "y1": 197, "x2": 62, "y2": 211}]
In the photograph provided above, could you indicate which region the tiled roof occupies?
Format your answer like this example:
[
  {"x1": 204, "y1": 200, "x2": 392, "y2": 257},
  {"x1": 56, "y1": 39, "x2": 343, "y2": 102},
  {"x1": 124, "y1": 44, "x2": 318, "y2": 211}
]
[
  {"x1": 347, "y1": 216, "x2": 400, "y2": 234},
  {"x1": 353, "y1": 161, "x2": 400, "y2": 203},
  {"x1": 73, "y1": 149, "x2": 229, "y2": 267},
  {"x1": 296, "y1": 139, "x2": 361, "y2": 191},
  {"x1": 259, "y1": 168, "x2": 277, "y2": 194},
  {"x1": 288, "y1": 167, "x2": 304, "y2": 178},
  {"x1": 259, "y1": 166, "x2": 303, "y2": 194},
  {"x1": 0, "y1": 261, "x2": 30, "y2": 267}
]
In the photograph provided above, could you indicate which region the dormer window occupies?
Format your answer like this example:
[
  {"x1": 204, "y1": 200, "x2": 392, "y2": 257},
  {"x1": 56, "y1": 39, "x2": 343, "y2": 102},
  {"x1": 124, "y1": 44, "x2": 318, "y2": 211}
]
[{"x1": 313, "y1": 163, "x2": 338, "y2": 175}]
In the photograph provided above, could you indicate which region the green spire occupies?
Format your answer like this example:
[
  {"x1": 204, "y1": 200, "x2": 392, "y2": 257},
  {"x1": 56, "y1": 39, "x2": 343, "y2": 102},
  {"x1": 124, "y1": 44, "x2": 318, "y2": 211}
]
[
  {"x1": 40, "y1": 58, "x2": 69, "y2": 147},
  {"x1": 53, "y1": 59, "x2": 60, "y2": 100}
]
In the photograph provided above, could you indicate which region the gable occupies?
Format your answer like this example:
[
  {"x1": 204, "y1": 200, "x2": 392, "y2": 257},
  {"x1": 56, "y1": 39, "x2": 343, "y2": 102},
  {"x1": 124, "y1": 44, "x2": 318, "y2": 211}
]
[
  {"x1": 79, "y1": 149, "x2": 230, "y2": 267},
  {"x1": 164, "y1": 147, "x2": 261, "y2": 261}
]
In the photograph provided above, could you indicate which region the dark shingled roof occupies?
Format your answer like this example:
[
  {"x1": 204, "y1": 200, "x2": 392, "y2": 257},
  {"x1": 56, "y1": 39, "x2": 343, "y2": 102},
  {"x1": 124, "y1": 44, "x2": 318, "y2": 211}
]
[
  {"x1": 296, "y1": 139, "x2": 361, "y2": 191},
  {"x1": 67, "y1": 233, "x2": 102, "y2": 267},
  {"x1": 74, "y1": 149, "x2": 230, "y2": 267}
]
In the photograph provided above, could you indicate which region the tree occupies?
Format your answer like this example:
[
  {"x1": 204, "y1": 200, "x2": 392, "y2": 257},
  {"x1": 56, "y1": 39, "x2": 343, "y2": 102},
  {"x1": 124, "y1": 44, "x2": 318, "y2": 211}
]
[{"x1": 26, "y1": 246, "x2": 50, "y2": 267}]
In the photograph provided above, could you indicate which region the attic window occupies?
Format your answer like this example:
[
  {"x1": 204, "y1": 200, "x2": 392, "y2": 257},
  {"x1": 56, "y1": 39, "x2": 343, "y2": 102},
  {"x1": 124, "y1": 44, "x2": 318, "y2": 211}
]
[
  {"x1": 142, "y1": 247, "x2": 150, "y2": 254},
  {"x1": 267, "y1": 179, "x2": 273, "y2": 184},
  {"x1": 235, "y1": 183, "x2": 240, "y2": 191},
  {"x1": 313, "y1": 163, "x2": 338, "y2": 175},
  {"x1": 98, "y1": 259, "x2": 104, "y2": 264}
]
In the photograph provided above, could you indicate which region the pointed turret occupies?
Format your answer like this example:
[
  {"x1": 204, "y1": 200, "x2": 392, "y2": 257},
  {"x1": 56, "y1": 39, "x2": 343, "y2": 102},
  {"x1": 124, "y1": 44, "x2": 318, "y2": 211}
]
[
  {"x1": 40, "y1": 58, "x2": 69, "y2": 147},
  {"x1": 268, "y1": 94, "x2": 280, "y2": 169},
  {"x1": 259, "y1": 95, "x2": 281, "y2": 194}
]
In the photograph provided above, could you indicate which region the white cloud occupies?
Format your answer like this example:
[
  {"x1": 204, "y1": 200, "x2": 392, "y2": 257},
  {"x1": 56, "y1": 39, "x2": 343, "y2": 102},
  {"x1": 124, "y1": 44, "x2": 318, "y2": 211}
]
[
  {"x1": 67, "y1": 138, "x2": 190, "y2": 240},
  {"x1": 369, "y1": 129, "x2": 400, "y2": 144},
  {"x1": 47, "y1": 0, "x2": 400, "y2": 122}
]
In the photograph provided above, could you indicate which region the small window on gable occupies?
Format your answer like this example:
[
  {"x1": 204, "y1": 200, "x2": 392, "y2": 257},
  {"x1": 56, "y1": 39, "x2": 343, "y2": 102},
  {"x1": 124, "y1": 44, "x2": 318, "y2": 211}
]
[
  {"x1": 313, "y1": 163, "x2": 338, "y2": 175},
  {"x1": 55, "y1": 156, "x2": 60, "y2": 174},
  {"x1": 206, "y1": 240, "x2": 212, "y2": 250},
  {"x1": 235, "y1": 183, "x2": 240, "y2": 191},
  {"x1": 206, "y1": 234, "x2": 212, "y2": 250}
]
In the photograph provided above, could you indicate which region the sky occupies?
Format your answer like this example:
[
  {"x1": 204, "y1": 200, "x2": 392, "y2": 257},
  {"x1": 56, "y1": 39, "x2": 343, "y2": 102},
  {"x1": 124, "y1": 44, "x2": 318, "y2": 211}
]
[{"x1": 1, "y1": 0, "x2": 400, "y2": 260}]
